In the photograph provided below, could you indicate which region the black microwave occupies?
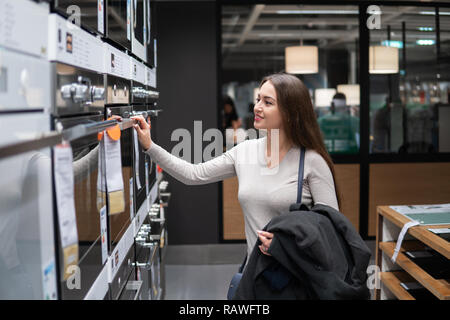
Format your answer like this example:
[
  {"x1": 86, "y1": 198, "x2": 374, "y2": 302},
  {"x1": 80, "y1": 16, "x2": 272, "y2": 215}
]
[{"x1": 53, "y1": 0, "x2": 106, "y2": 36}]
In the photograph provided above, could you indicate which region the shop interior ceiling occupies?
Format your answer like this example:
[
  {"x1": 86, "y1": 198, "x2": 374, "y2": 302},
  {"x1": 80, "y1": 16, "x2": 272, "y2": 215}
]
[{"x1": 222, "y1": 5, "x2": 450, "y2": 74}]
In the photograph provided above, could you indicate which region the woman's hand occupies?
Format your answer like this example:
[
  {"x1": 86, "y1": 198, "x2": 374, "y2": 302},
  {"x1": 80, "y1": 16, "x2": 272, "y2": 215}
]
[
  {"x1": 131, "y1": 115, "x2": 152, "y2": 151},
  {"x1": 257, "y1": 230, "x2": 273, "y2": 256}
]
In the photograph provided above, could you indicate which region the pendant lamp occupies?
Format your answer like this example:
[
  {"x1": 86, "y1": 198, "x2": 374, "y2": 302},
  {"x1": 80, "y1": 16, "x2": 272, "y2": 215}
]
[{"x1": 285, "y1": 45, "x2": 318, "y2": 74}]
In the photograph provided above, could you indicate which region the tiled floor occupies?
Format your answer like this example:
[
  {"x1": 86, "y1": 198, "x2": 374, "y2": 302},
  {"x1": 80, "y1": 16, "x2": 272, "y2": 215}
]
[{"x1": 164, "y1": 241, "x2": 376, "y2": 300}]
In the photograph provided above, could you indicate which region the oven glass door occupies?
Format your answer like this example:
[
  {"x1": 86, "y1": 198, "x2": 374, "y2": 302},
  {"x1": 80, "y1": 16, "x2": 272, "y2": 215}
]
[
  {"x1": 107, "y1": 0, "x2": 131, "y2": 50},
  {"x1": 108, "y1": 106, "x2": 133, "y2": 252},
  {"x1": 131, "y1": 0, "x2": 146, "y2": 62},
  {"x1": 132, "y1": 106, "x2": 147, "y2": 212},
  {"x1": 57, "y1": 114, "x2": 106, "y2": 300},
  {"x1": 0, "y1": 113, "x2": 57, "y2": 300},
  {"x1": 54, "y1": 0, "x2": 105, "y2": 35},
  {"x1": 146, "y1": 0, "x2": 155, "y2": 67}
]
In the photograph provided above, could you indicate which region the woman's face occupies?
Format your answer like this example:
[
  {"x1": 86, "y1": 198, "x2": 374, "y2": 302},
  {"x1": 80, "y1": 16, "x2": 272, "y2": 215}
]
[{"x1": 254, "y1": 81, "x2": 284, "y2": 130}]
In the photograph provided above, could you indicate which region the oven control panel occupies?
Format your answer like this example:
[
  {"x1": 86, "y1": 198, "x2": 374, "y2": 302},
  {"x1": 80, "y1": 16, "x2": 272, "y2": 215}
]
[{"x1": 48, "y1": 14, "x2": 104, "y2": 73}]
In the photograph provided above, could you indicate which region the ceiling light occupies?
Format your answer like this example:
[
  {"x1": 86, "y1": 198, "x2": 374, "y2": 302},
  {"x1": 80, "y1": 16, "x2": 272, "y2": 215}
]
[
  {"x1": 416, "y1": 39, "x2": 435, "y2": 46},
  {"x1": 418, "y1": 27, "x2": 434, "y2": 31},
  {"x1": 381, "y1": 40, "x2": 403, "y2": 49},
  {"x1": 420, "y1": 11, "x2": 450, "y2": 15},
  {"x1": 369, "y1": 46, "x2": 399, "y2": 74},
  {"x1": 285, "y1": 46, "x2": 318, "y2": 74}
]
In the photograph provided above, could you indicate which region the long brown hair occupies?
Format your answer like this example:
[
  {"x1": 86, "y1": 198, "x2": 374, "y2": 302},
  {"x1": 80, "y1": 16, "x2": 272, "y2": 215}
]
[{"x1": 260, "y1": 73, "x2": 341, "y2": 208}]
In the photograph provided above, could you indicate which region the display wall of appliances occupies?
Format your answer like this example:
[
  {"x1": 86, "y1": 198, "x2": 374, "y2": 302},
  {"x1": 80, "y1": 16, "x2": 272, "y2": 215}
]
[{"x1": 53, "y1": 0, "x2": 105, "y2": 36}]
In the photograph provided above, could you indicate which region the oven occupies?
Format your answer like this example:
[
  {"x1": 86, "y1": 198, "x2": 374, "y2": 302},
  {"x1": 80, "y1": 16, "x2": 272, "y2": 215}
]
[
  {"x1": 131, "y1": 0, "x2": 147, "y2": 62},
  {"x1": 106, "y1": 105, "x2": 135, "y2": 253},
  {"x1": 0, "y1": 0, "x2": 49, "y2": 59},
  {"x1": 0, "y1": 113, "x2": 58, "y2": 300},
  {"x1": 146, "y1": 0, "x2": 156, "y2": 68},
  {"x1": 134, "y1": 225, "x2": 160, "y2": 300},
  {"x1": 131, "y1": 67, "x2": 160, "y2": 214},
  {"x1": 117, "y1": 267, "x2": 143, "y2": 300},
  {"x1": 0, "y1": 1, "x2": 50, "y2": 113},
  {"x1": 54, "y1": 114, "x2": 117, "y2": 300},
  {"x1": 0, "y1": 48, "x2": 51, "y2": 113},
  {"x1": 48, "y1": 13, "x2": 106, "y2": 117},
  {"x1": 131, "y1": 104, "x2": 149, "y2": 214},
  {"x1": 106, "y1": 0, "x2": 131, "y2": 51},
  {"x1": 53, "y1": 0, "x2": 105, "y2": 36}
]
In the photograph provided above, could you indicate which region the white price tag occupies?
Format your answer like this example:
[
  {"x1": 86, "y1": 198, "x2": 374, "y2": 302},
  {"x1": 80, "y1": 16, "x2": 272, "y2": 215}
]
[
  {"x1": 100, "y1": 206, "x2": 108, "y2": 264},
  {"x1": 53, "y1": 143, "x2": 78, "y2": 248}
]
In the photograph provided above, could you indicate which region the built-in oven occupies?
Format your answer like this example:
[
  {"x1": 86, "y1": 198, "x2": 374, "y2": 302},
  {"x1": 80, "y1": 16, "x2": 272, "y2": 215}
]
[
  {"x1": 134, "y1": 225, "x2": 160, "y2": 300},
  {"x1": 0, "y1": 0, "x2": 49, "y2": 60},
  {"x1": 131, "y1": 0, "x2": 147, "y2": 63},
  {"x1": 131, "y1": 105, "x2": 149, "y2": 214},
  {"x1": 54, "y1": 114, "x2": 114, "y2": 300},
  {"x1": 106, "y1": 0, "x2": 131, "y2": 51},
  {"x1": 131, "y1": 65, "x2": 160, "y2": 215},
  {"x1": 0, "y1": 113, "x2": 59, "y2": 300},
  {"x1": 146, "y1": 0, "x2": 156, "y2": 68},
  {"x1": 53, "y1": 0, "x2": 105, "y2": 36},
  {"x1": 106, "y1": 105, "x2": 135, "y2": 250},
  {"x1": 48, "y1": 13, "x2": 106, "y2": 117},
  {"x1": 0, "y1": 0, "x2": 50, "y2": 113},
  {"x1": 118, "y1": 267, "x2": 143, "y2": 300}
]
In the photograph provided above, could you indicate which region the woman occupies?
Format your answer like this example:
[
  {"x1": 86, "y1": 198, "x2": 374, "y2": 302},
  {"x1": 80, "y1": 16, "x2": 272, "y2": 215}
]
[
  {"x1": 132, "y1": 73, "x2": 340, "y2": 260},
  {"x1": 222, "y1": 95, "x2": 242, "y2": 131}
]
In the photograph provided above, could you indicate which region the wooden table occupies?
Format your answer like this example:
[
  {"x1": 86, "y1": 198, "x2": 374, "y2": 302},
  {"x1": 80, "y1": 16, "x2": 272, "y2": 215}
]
[{"x1": 375, "y1": 206, "x2": 450, "y2": 300}]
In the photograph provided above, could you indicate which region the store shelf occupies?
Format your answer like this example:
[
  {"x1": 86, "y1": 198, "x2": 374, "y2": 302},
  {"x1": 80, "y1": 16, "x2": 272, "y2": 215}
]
[
  {"x1": 380, "y1": 271, "x2": 416, "y2": 300},
  {"x1": 379, "y1": 241, "x2": 450, "y2": 300},
  {"x1": 377, "y1": 206, "x2": 450, "y2": 259}
]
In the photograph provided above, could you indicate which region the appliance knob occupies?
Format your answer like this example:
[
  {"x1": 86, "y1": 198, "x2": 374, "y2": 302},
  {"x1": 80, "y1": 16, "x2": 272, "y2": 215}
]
[
  {"x1": 91, "y1": 86, "x2": 105, "y2": 101},
  {"x1": 60, "y1": 84, "x2": 74, "y2": 99},
  {"x1": 73, "y1": 84, "x2": 89, "y2": 103}
]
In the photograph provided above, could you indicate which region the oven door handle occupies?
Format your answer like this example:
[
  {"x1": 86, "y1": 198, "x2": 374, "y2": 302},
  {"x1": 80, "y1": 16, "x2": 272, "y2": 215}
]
[
  {"x1": 0, "y1": 131, "x2": 62, "y2": 160},
  {"x1": 119, "y1": 118, "x2": 138, "y2": 131},
  {"x1": 61, "y1": 119, "x2": 118, "y2": 142}
]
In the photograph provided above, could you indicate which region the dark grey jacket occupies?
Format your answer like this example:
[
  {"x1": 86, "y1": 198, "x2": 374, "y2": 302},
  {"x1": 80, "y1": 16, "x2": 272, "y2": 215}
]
[{"x1": 233, "y1": 203, "x2": 372, "y2": 300}]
